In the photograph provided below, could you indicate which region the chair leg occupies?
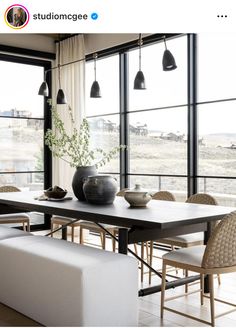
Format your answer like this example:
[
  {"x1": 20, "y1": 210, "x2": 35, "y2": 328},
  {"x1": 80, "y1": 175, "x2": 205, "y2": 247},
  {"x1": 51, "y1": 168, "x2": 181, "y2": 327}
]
[
  {"x1": 101, "y1": 232, "x2": 106, "y2": 250},
  {"x1": 171, "y1": 246, "x2": 178, "y2": 274},
  {"x1": 51, "y1": 222, "x2": 54, "y2": 238},
  {"x1": 112, "y1": 231, "x2": 116, "y2": 252},
  {"x1": 185, "y1": 269, "x2": 189, "y2": 293},
  {"x1": 200, "y1": 274, "x2": 204, "y2": 305},
  {"x1": 209, "y1": 274, "x2": 215, "y2": 327},
  {"x1": 149, "y1": 241, "x2": 153, "y2": 285},
  {"x1": 79, "y1": 227, "x2": 84, "y2": 244},
  {"x1": 134, "y1": 243, "x2": 138, "y2": 255},
  {"x1": 160, "y1": 262, "x2": 167, "y2": 319},
  {"x1": 141, "y1": 242, "x2": 144, "y2": 283},
  {"x1": 217, "y1": 274, "x2": 221, "y2": 285},
  {"x1": 22, "y1": 222, "x2": 26, "y2": 232},
  {"x1": 71, "y1": 226, "x2": 74, "y2": 242},
  {"x1": 27, "y1": 220, "x2": 30, "y2": 232}
]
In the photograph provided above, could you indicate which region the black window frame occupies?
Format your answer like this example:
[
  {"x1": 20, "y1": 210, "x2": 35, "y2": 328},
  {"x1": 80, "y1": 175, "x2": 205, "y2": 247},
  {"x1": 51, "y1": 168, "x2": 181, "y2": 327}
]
[
  {"x1": 86, "y1": 32, "x2": 236, "y2": 202},
  {"x1": 86, "y1": 33, "x2": 192, "y2": 194}
]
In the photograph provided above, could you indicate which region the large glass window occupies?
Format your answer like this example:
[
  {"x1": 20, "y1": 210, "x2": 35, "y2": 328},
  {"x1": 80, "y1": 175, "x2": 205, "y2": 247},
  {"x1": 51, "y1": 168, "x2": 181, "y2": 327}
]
[
  {"x1": 86, "y1": 33, "x2": 236, "y2": 206},
  {"x1": 0, "y1": 60, "x2": 46, "y2": 190},
  {"x1": 85, "y1": 35, "x2": 188, "y2": 198},
  {"x1": 197, "y1": 34, "x2": 236, "y2": 206}
]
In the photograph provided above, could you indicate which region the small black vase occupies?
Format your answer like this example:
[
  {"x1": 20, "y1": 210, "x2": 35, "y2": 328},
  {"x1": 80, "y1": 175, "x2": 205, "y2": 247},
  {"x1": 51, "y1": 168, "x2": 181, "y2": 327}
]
[{"x1": 72, "y1": 165, "x2": 97, "y2": 201}]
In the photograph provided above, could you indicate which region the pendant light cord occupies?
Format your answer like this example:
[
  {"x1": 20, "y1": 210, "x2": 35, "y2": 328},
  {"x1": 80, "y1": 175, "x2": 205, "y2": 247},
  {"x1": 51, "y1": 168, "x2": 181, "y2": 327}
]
[
  {"x1": 94, "y1": 53, "x2": 97, "y2": 81},
  {"x1": 164, "y1": 36, "x2": 167, "y2": 50},
  {"x1": 138, "y1": 33, "x2": 142, "y2": 71},
  {"x1": 94, "y1": 54, "x2": 97, "y2": 81},
  {"x1": 58, "y1": 38, "x2": 61, "y2": 89}
]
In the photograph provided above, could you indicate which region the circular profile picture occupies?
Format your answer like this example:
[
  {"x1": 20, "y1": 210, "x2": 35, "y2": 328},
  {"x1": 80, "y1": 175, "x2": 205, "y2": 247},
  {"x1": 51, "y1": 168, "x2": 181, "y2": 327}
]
[{"x1": 4, "y1": 4, "x2": 29, "y2": 29}]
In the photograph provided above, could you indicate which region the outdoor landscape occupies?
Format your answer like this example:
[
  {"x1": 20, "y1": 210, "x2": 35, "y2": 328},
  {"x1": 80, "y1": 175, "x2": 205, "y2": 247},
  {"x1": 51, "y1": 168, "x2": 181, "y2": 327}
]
[{"x1": 89, "y1": 117, "x2": 236, "y2": 206}]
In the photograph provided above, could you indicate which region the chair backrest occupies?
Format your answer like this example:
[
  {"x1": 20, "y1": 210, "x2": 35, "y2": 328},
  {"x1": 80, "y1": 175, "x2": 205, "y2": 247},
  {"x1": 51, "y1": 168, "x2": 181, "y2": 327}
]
[
  {"x1": 0, "y1": 186, "x2": 20, "y2": 193},
  {"x1": 116, "y1": 188, "x2": 129, "y2": 197},
  {"x1": 152, "y1": 191, "x2": 176, "y2": 201},
  {"x1": 186, "y1": 193, "x2": 218, "y2": 205},
  {"x1": 202, "y1": 211, "x2": 236, "y2": 269}
]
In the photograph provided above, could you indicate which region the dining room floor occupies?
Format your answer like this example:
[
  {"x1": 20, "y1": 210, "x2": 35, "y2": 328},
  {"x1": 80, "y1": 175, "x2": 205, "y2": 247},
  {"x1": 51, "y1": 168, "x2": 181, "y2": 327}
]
[{"x1": 1, "y1": 229, "x2": 236, "y2": 327}]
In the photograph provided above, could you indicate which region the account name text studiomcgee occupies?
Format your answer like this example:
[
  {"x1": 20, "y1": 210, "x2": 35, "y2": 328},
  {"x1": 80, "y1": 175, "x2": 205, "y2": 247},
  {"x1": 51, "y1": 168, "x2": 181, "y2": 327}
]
[{"x1": 33, "y1": 12, "x2": 88, "y2": 21}]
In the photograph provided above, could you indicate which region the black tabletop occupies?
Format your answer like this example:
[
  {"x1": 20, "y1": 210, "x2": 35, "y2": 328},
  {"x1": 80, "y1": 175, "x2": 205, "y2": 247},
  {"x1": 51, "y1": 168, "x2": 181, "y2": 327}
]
[{"x1": 0, "y1": 191, "x2": 235, "y2": 229}]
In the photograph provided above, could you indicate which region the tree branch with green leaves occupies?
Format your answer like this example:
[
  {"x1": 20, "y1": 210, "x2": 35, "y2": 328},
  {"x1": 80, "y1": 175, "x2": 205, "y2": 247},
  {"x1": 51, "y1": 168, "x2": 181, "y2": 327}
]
[{"x1": 45, "y1": 104, "x2": 126, "y2": 169}]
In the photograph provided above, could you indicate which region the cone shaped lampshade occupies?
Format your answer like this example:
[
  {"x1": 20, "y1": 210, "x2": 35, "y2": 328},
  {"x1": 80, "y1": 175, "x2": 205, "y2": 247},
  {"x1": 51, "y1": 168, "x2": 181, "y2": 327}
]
[
  {"x1": 38, "y1": 81, "x2": 49, "y2": 96},
  {"x1": 162, "y1": 49, "x2": 177, "y2": 71},
  {"x1": 56, "y1": 89, "x2": 67, "y2": 104},
  {"x1": 90, "y1": 80, "x2": 101, "y2": 98},
  {"x1": 134, "y1": 70, "x2": 146, "y2": 90}
]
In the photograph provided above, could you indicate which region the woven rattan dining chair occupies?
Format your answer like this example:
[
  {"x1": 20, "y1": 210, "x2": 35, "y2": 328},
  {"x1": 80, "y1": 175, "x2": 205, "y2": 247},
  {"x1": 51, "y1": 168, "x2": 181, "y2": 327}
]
[
  {"x1": 149, "y1": 193, "x2": 219, "y2": 287},
  {"x1": 160, "y1": 211, "x2": 236, "y2": 327},
  {"x1": 51, "y1": 215, "x2": 117, "y2": 250},
  {"x1": 51, "y1": 189, "x2": 128, "y2": 250},
  {"x1": 147, "y1": 191, "x2": 176, "y2": 284},
  {"x1": 0, "y1": 186, "x2": 30, "y2": 231}
]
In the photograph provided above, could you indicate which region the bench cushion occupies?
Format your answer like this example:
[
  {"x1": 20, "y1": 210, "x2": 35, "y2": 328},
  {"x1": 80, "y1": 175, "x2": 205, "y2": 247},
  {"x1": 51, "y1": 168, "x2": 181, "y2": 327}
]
[
  {"x1": 0, "y1": 235, "x2": 138, "y2": 326},
  {"x1": 0, "y1": 226, "x2": 31, "y2": 240}
]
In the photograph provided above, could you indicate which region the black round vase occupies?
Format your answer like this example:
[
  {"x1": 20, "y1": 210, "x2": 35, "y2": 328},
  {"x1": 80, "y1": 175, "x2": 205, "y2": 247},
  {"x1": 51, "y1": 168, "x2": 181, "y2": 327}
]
[
  {"x1": 83, "y1": 175, "x2": 118, "y2": 205},
  {"x1": 72, "y1": 166, "x2": 97, "y2": 201}
]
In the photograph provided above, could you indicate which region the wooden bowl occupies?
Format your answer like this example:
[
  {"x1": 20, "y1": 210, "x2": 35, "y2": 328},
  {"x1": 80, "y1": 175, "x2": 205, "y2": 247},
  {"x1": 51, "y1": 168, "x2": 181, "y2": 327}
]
[{"x1": 44, "y1": 190, "x2": 67, "y2": 199}]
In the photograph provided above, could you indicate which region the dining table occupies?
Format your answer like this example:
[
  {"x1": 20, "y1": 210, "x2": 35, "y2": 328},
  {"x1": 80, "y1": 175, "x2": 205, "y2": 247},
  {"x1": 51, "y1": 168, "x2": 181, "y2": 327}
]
[{"x1": 0, "y1": 190, "x2": 235, "y2": 296}]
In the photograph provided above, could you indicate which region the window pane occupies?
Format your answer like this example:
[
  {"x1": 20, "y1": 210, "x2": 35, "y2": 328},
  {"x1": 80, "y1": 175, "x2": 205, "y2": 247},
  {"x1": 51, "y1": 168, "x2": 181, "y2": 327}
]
[
  {"x1": 198, "y1": 178, "x2": 236, "y2": 207},
  {"x1": 0, "y1": 118, "x2": 44, "y2": 173},
  {"x1": 198, "y1": 33, "x2": 236, "y2": 101},
  {"x1": 0, "y1": 61, "x2": 44, "y2": 118},
  {"x1": 86, "y1": 55, "x2": 119, "y2": 116},
  {"x1": 128, "y1": 36, "x2": 187, "y2": 111},
  {"x1": 198, "y1": 101, "x2": 236, "y2": 177},
  {"x1": 88, "y1": 115, "x2": 120, "y2": 173},
  {"x1": 129, "y1": 175, "x2": 187, "y2": 202},
  {"x1": 0, "y1": 172, "x2": 44, "y2": 190},
  {"x1": 129, "y1": 107, "x2": 187, "y2": 175}
]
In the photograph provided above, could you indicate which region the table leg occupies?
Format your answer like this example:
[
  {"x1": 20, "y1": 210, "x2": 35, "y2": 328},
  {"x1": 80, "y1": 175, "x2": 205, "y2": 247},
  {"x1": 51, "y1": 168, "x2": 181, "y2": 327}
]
[
  {"x1": 62, "y1": 227, "x2": 68, "y2": 240},
  {"x1": 204, "y1": 222, "x2": 212, "y2": 293},
  {"x1": 118, "y1": 228, "x2": 128, "y2": 255}
]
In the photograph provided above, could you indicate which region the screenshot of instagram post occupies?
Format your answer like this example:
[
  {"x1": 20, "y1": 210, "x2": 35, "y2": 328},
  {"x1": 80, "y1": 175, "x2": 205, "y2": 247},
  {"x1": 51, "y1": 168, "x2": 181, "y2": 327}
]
[{"x1": 0, "y1": 0, "x2": 236, "y2": 327}]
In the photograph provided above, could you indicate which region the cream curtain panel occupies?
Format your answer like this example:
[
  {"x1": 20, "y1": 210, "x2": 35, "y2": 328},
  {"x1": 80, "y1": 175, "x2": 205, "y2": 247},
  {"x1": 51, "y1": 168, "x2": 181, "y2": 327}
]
[{"x1": 51, "y1": 35, "x2": 85, "y2": 190}]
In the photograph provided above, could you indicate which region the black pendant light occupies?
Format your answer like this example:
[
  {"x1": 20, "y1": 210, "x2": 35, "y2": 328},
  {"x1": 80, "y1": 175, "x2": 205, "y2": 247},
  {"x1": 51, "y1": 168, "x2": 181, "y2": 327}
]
[
  {"x1": 56, "y1": 38, "x2": 67, "y2": 104},
  {"x1": 38, "y1": 79, "x2": 49, "y2": 97},
  {"x1": 162, "y1": 37, "x2": 177, "y2": 71},
  {"x1": 134, "y1": 34, "x2": 146, "y2": 90},
  {"x1": 90, "y1": 53, "x2": 101, "y2": 98},
  {"x1": 38, "y1": 70, "x2": 49, "y2": 97}
]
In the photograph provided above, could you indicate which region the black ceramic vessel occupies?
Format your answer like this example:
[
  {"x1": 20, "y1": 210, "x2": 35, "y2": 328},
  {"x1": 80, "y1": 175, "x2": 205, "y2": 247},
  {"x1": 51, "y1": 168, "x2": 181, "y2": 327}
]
[
  {"x1": 72, "y1": 166, "x2": 97, "y2": 201},
  {"x1": 83, "y1": 175, "x2": 118, "y2": 205}
]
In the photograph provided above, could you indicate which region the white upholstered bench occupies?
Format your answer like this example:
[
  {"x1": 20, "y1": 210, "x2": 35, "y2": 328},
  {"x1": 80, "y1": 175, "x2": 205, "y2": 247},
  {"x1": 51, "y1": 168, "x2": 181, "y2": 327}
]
[{"x1": 0, "y1": 232, "x2": 138, "y2": 327}]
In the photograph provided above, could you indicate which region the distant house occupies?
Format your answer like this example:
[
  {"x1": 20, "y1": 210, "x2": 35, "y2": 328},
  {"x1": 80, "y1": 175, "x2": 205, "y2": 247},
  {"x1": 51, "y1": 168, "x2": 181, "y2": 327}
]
[
  {"x1": 160, "y1": 132, "x2": 184, "y2": 142},
  {"x1": 0, "y1": 109, "x2": 32, "y2": 118},
  {"x1": 90, "y1": 118, "x2": 117, "y2": 132},
  {"x1": 129, "y1": 123, "x2": 148, "y2": 136}
]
